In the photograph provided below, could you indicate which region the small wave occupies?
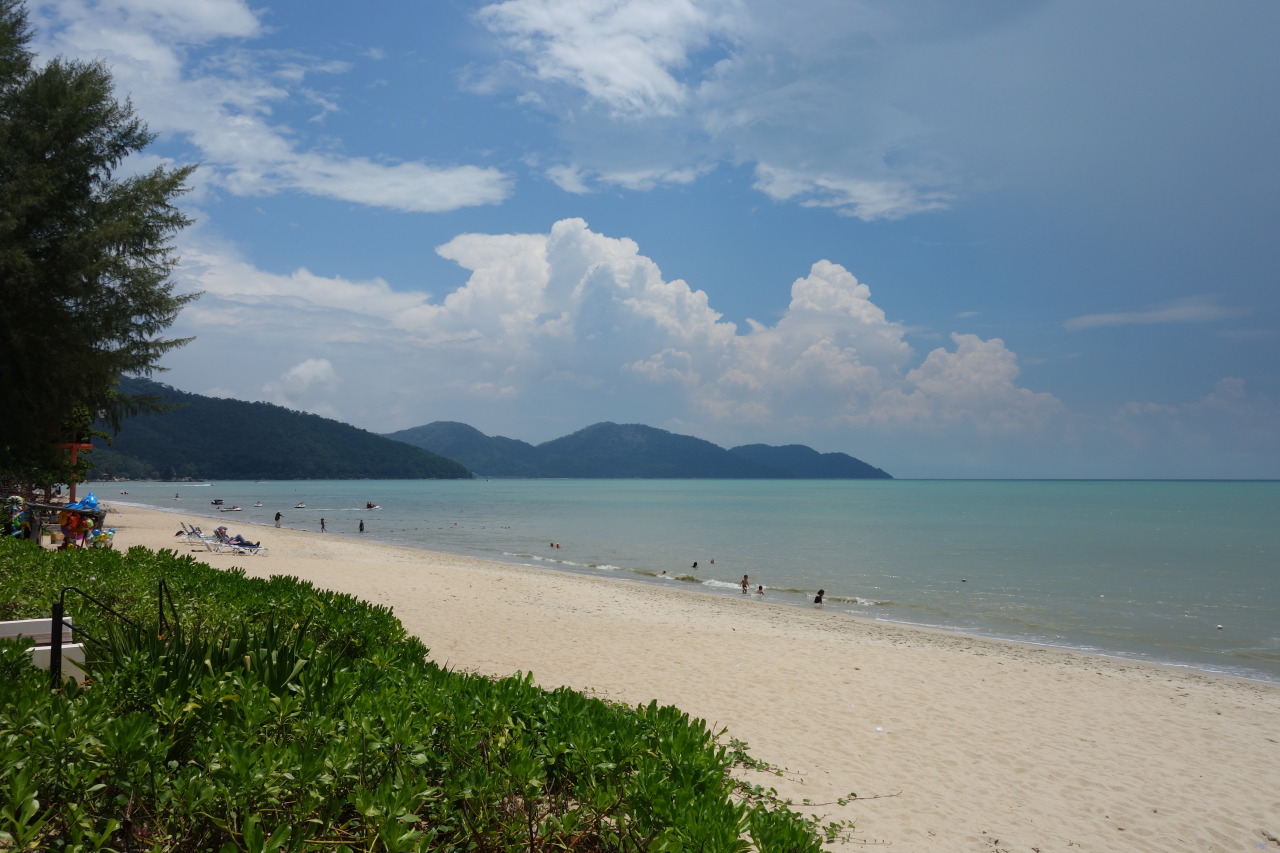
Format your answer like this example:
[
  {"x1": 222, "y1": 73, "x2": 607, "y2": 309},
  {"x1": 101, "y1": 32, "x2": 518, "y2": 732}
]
[
  {"x1": 1230, "y1": 649, "x2": 1280, "y2": 663},
  {"x1": 587, "y1": 563, "x2": 621, "y2": 571},
  {"x1": 825, "y1": 595, "x2": 880, "y2": 606},
  {"x1": 702, "y1": 579, "x2": 740, "y2": 590}
]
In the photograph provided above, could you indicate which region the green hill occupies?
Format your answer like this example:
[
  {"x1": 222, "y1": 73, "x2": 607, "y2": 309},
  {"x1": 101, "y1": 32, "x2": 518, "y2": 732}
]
[
  {"x1": 90, "y1": 377, "x2": 471, "y2": 480},
  {"x1": 385, "y1": 421, "x2": 544, "y2": 477},
  {"x1": 387, "y1": 421, "x2": 893, "y2": 479},
  {"x1": 728, "y1": 443, "x2": 892, "y2": 479}
]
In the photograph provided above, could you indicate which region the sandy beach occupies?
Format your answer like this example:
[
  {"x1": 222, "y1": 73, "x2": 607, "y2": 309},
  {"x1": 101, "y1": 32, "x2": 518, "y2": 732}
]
[{"x1": 99, "y1": 502, "x2": 1280, "y2": 852}]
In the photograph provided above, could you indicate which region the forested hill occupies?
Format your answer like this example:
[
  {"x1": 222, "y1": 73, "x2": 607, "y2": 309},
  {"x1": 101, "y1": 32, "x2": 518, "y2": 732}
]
[
  {"x1": 90, "y1": 378, "x2": 472, "y2": 480},
  {"x1": 385, "y1": 421, "x2": 893, "y2": 479},
  {"x1": 727, "y1": 443, "x2": 892, "y2": 479}
]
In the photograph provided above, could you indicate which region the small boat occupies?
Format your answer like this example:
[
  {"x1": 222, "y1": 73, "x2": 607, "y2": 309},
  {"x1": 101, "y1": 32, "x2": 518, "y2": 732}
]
[
  {"x1": 220, "y1": 505, "x2": 243, "y2": 512},
  {"x1": 295, "y1": 502, "x2": 306, "y2": 509},
  {"x1": 365, "y1": 502, "x2": 380, "y2": 509},
  {"x1": 253, "y1": 501, "x2": 263, "y2": 507},
  {"x1": 211, "y1": 499, "x2": 224, "y2": 505}
]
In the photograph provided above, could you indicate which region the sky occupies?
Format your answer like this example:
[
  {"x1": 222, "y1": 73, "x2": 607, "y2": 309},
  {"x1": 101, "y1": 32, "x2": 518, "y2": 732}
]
[{"x1": 25, "y1": 0, "x2": 1280, "y2": 478}]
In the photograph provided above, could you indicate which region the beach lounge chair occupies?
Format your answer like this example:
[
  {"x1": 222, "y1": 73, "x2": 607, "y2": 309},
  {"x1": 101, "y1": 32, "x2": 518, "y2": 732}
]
[
  {"x1": 214, "y1": 527, "x2": 268, "y2": 556},
  {"x1": 179, "y1": 522, "x2": 222, "y2": 552}
]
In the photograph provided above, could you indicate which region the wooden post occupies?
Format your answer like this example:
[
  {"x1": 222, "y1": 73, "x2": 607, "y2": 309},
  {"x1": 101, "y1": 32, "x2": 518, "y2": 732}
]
[{"x1": 57, "y1": 442, "x2": 93, "y2": 504}]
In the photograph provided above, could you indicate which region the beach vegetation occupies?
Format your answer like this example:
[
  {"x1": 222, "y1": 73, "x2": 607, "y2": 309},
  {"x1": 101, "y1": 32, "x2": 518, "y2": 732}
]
[
  {"x1": 87, "y1": 377, "x2": 473, "y2": 481},
  {"x1": 0, "y1": 0, "x2": 196, "y2": 484},
  {"x1": 0, "y1": 538, "x2": 845, "y2": 850}
]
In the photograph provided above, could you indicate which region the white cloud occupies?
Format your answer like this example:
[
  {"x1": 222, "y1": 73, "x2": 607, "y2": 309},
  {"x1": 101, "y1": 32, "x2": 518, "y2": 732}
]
[
  {"x1": 39, "y1": 0, "x2": 263, "y2": 42},
  {"x1": 475, "y1": 0, "x2": 741, "y2": 119},
  {"x1": 1101, "y1": 378, "x2": 1280, "y2": 474},
  {"x1": 173, "y1": 218, "x2": 1056, "y2": 440},
  {"x1": 30, "y1": 0, "x2": 513, "y2": 212},
  {"x1": 157, "y1": 216, "x2": 1280, "y2": 476},
  {"x1": 753, "y1": 163, "x2": 951, "y2": 221},
  {"x1": 261, "y1": 359, "x2": 342, "y2": 418},
  {"x1": 1065, "y1": 296, "x2": 1247, "y2": 331},
  {"x1": 472, "y1": 0, "x2": 974, "y2": 219},
  {"x1": 546, "y1": 164, "x2": 592, "y2": 193}
]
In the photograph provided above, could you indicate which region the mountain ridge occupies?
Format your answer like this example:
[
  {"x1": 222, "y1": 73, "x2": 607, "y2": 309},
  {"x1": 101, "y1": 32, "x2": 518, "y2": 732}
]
[
  {"x1": 89, "y1": 378, "x2": 472, "y2": 480},
  {"x1": 385, "y1": 421, "x2": 892, "y2": 479}
]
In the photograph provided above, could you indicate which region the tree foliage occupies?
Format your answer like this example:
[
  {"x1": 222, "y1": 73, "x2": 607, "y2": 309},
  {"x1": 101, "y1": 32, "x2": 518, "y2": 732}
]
[
  {"x1": 91, "y1": 377, "x2": 472, "y2": 480},
  {"x1": 0, "y1": 0, "x2": 196, "y2": 479}
]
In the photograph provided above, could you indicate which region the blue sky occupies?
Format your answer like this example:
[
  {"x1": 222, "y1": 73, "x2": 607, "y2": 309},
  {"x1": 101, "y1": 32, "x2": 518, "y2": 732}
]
[{"x1": 28, "y1": 0, "x2": 1280, "y2": 478}]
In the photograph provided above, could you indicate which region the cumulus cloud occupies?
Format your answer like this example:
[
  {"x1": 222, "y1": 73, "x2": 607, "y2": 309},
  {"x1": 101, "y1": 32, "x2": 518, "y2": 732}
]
[
  {"x1": 161, "y1": 217, "x2": 1280, "y2": 476},
  {"x1": 1065, "y1": 296, "x2": 1247, "y2": 331},
  {"x1": 30, "y1": 0, "x2": 512, "y2": 212},
  {"x1": 172, "y1": 218, "x2": 1057, "y2": 439},
  {"x1": 261, "y1": 359, "x2": 343, "y2": 418}
]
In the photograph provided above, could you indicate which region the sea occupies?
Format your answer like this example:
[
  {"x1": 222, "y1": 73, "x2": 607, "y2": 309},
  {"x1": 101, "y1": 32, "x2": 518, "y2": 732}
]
[{"x1": 87, "y1": 478, "x2": 1280, "y2": 684}]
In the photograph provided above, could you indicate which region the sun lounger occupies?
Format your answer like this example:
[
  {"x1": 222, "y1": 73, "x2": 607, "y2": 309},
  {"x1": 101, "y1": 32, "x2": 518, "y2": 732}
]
[
  {"x1": 214, "y1": 527, "x2": 268, "y2": 556},
  {"x1": 178, "y1": 522, "x2": 222, "y2": 552}
]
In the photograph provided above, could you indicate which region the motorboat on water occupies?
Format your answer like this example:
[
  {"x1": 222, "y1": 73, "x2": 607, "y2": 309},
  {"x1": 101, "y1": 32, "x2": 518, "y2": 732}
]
[
  {"x1": 365, "y1": 502, "x2": 380, "y2": 509},
  {"x1": 295, "y1": 502, "x2": 306, "y2": 509},
  {"x1": 220, "y1": 505, "x2": 243, "y2": 512},
  {"x1": 211, "y1": 499, "x2": 224, "y2": 505},
  {"x1": 253, "y1": 501, "x2": 263, "y2": 507}
]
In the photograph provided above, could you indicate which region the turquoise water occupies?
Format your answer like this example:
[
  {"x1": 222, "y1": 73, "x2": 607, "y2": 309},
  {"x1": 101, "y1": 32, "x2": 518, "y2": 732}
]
[{"x1": 93, "y1": 479, "x2": 1280, "y2": 683}]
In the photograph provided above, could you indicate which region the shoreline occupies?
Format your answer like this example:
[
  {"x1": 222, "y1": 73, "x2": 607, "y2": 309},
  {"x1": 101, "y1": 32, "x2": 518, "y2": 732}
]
[
  {"x1": 111, "y1": 498, "x2": 1280, "y2": 687},
  {"x1": 93, "y1": 502, "x2": 1280, "y2": 851}
]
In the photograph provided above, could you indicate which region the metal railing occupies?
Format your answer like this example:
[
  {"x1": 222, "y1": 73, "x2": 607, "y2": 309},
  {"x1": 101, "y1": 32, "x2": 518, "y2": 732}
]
[{"x1": 48, "y1": 578, "x2": 179, "y2": 689}]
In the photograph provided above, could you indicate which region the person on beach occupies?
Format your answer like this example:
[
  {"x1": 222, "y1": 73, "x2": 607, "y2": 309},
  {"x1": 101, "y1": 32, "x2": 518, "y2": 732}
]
[
  {"x1": 813, "y1": 589, "x2": 825, "y2": 606},
  {"x1": 217, "y1": 526, "x2": 259, "y2": 548},
  {"x1": 320, "y1": 518, "x2": 326, "y2": 533},
  {"x1": 274, "y1": 511, "x2": 282, "y2": 528},
  {"x1": 741, "y1": 574, "x2": 750, "y2": 594}
]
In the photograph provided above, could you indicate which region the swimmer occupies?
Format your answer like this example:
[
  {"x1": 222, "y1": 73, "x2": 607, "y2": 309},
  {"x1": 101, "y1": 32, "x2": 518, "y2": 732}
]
[
  {"x1": 756, "y1": 585, "x2": 764, "y2": 595},
  {"x1": 813, "y1": 589, "x2": 825, "y2": 606}
]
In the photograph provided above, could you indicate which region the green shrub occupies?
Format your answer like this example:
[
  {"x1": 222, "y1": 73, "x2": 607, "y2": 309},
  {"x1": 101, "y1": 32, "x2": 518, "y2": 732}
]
[{"x1": 0, "y1": 537, "x2": 841, "y2": 851}]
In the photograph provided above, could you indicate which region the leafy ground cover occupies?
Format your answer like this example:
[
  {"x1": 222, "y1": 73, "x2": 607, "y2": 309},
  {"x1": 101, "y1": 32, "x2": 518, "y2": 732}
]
[{"x1": 0, "y1": 538, "x2": 846, "y2": 851}]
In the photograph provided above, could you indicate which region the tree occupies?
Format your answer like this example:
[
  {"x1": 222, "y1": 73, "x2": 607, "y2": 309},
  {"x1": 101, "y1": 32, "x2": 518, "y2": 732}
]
[{"x1": 0, "y1": 0, "x2": 196, "y2": 481}]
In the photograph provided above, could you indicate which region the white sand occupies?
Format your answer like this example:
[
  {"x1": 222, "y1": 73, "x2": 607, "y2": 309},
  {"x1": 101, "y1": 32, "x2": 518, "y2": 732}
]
[{"x1": 102, "y1": 503, "x2": 1280, "y2": 852}]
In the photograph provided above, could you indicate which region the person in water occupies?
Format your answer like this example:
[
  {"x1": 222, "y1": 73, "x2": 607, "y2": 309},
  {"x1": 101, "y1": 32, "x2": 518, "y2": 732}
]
[
  {"x1": 756, "y1": 585, "x2": 764, "y2": 595},
  {"x1": 813, "y1": 589, "x2": 825, "y2": 606},
  {"x1": 741, "y1": 574, "x2": 750, "y2": 594}
]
